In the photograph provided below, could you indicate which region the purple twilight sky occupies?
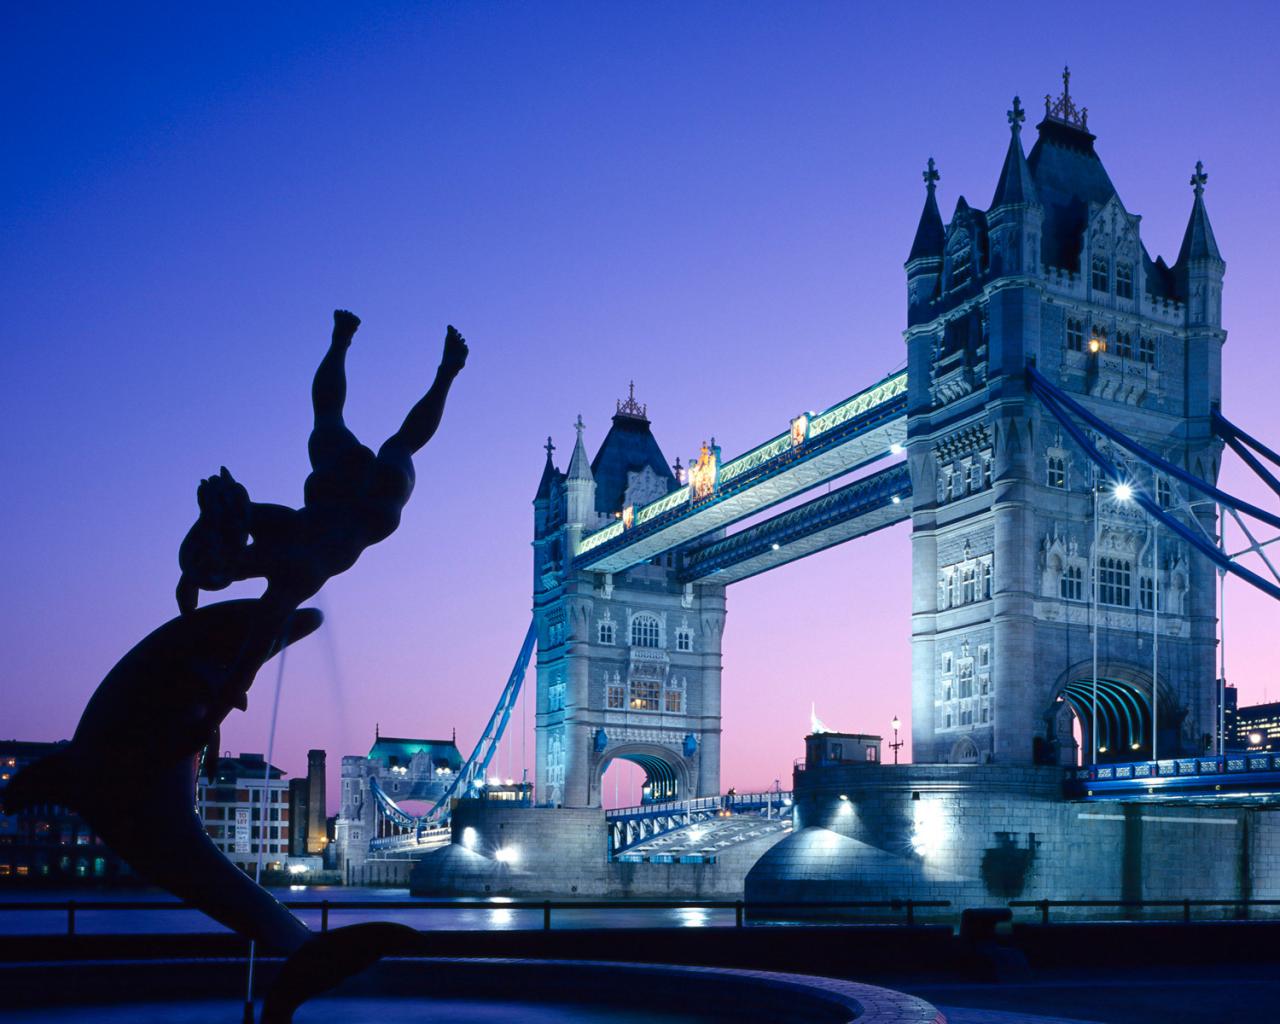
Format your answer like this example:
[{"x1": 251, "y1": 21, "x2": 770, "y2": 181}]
[{"x1": 4, "y1": 3, "x2": 1279, "y2": 809}]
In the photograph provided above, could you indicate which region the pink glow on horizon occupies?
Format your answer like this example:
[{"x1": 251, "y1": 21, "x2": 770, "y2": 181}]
[{"x1": 3, "y1": 7, "x2": 1279, "y2": 813}]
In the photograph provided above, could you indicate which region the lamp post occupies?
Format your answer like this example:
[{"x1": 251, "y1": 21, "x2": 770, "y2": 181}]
[{"x1": 889, "y1": 715, "x2": 903, "y2": 765}]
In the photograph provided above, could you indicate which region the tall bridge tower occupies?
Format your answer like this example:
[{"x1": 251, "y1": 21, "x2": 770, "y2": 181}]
[
  {"x1": 905, "y1": 74, "x2": 1225, "y2": 766},
  {"x1": 532, "y1": 389, "x2": 725, "y2": 807}
]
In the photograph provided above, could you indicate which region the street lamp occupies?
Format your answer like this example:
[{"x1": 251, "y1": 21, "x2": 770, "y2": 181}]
[{"x1": 889, "y1": 715, "x2": 903, "y2": 765}]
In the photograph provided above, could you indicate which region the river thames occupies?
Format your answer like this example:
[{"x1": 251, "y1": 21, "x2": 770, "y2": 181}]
[{"x1": 0, "y1": 887, "x2": 738, "y2": 935}]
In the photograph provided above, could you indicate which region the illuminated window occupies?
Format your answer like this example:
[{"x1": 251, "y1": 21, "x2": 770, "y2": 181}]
[
  {"x1": 1090, "y1": 325, "x2": 1108, "y2": 353},
  {"x1": 1066, "y1": 318, "x2": 1085, "y2": 352},
  {"x1": 1060, "y1": 564, "x2": 1084, "y2": 601},
  {"x1": 630, "y1": 614, "x2": 660, "y2": 648},
  {"x1": 1098, "y1": 557, "x2": 1132, "y2": 607},
  {"x1": 598, "y1": 620, "x2": 615, "y2": 645},
  {"x1": 664, "y1": 679, "x2": 685, "y2": 713},
  {"x1": 1047, "y1": 455, "x2": 1067, "y2": 489},
  {"x1": 1091, "y1": 256, "x2": 1109, "y2": 292},
  {"x1": 1137, "y1": 335, "x2": 1156, "y2": 366},
  {"x1": 1116, "y1": 262, "x2": 1133, "y2": 299},
  {"x1": 629, "y1": 679, "x2": 661, "y2": 711},
  {"x1": 676, "y1": 629, "x2": 692, "y2": 653}
]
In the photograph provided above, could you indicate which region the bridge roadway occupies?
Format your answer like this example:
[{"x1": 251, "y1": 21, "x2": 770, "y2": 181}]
[
  {"x1": 575, "y1": 371, "x2": 907, "y2": 575},
  {"x1": 1066, "y1": 751, "x2": 1280, "y2": 800}
]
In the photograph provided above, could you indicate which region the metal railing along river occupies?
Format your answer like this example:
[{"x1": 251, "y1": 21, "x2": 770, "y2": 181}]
[{"x1": 0, "y1": 897, "x2": 949, "y2": 935}]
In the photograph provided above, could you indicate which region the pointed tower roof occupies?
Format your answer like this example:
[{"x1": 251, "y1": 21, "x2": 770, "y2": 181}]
[
  {"x1": 907, "y1": 158, "x2": 945, "y2": 263},
  {"x1": 1026, "y1": 67, "x2": 1117, "y2": 271},
  {"x1": 990, "y1": 96, "x2": 1038, "y2": 208},
  {"x1": 534, "y1": 436, "x2": 560, "y2": 501},
  {"x1": 1175, "y1": 161, "x2": 1223, "y2": 266},
  {"x1": 590, "y1": 384, "x2": 677, "y2": 515},
  {"x1": 566, "y1": 415, "x2": 593, "y2": 482}
]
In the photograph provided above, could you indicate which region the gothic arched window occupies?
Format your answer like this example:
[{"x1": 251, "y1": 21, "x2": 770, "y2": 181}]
[
  {"x1": 1091, "y1": 256, "x2": 1110, "y2": 292},
  {"x1": 1116, "y1": 331, "x2": 1133, "y2": 359},
  {"x1": 1137, "y1": 335, "x2": 1157, "y2": 366},
  {"x1": 630, "y1": 614, "x2": 660, "y2": 648},
  {"x1": 1047, "y1": 455, "x2": 1067, "y2": 489},
  {"x1": 598, "y1": 620, "x2": 615, "y2": 645},
  {"x1": 1060, "y1": 564, "x2": 1084, "y2": 601},
  {"x1": 1116, "y1": 262, "x2": 1134, "y2": 299}
]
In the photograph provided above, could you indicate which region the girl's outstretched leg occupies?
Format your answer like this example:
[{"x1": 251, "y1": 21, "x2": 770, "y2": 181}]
[
  {"x1": 381, "y1": 325, "x2": 468, "y2": 457},
  {"x1": 309, "y1": 310, "x2": 361, "y2": 468}
]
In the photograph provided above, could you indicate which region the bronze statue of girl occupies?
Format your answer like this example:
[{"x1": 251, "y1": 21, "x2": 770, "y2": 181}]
[{"x1": 177, "y1": 309, "x2": 468, "y2": 617}]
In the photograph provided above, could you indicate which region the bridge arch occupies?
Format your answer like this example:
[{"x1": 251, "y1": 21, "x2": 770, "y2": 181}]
[
  {"x1": 1040, "y1": 661, "x2": 1183, "y2": 765},
  {"x1": 590, "y1": 742, "x2": 692, "y2": 808}
]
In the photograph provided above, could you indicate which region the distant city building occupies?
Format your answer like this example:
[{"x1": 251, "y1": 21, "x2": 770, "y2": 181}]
[
  {"x1": 334, "y1": 732, "x2": 462, "y2": 882},
  {"x1": 287, "y1": 749, "x2": 328, "y2": 857},
  {"x1": 0, "y1": 739, "x2": 131, "y2": 884},
  {"x1": 1222, "y1": 684, "x2": 1239, "y2": 749},
  {"x1": 196, "y1": 752, "x2": 292, "y2": 875},
  {"x1": 1233, "y1": 699, "x2": 1280, "y2": 752}
]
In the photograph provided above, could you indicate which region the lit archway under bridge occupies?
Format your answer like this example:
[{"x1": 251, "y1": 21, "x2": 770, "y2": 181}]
[{"x1": 1046, "y1": 673, "x2": 1181, "y2": 765}]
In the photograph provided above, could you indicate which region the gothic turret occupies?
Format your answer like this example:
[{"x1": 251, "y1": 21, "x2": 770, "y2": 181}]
[
  {"x1": 905, "y1": 158, "x2": 945, "y2": 324},
  {"x1": 1174, "y1": 161, "x2": 1225, "y2": 322},
  {"x1": 990, "y1": 97, "x2": 1038, "y2": 209},
  {"x1": 987, "y1": 96, "x2": 1043, "y2": 283},
  {"x1": 564, "y1": 415, "x2": 596, "y2": 526}
]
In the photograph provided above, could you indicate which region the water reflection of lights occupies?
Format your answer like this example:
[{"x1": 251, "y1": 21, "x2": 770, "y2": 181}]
[
  {"x1": 488, "y1": 907, "x2": 516, "y2": 927},
  {"x1": 677, "y1": 907, "x2": 710, "y2": 928}
]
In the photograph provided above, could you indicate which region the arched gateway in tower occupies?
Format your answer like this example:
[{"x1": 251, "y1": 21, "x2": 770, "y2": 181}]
[{"x1": 532, "y1": 389, "x2": 724, "y2": 807}]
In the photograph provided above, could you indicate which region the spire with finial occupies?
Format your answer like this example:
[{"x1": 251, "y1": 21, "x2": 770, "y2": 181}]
[
  {"x1": 1190, "y1": 160, "x2": 1208, "y2": 196},
  {"x1": 1008, "y1": 95, "x2": 1025, "y2": 134},
  {"x1": 566, "y1": 413, "x2": 593, "y2": 482},
  {"x1": 1176, "y1": 159, "x2": 1222, "y2": 267},
  {"x1": 534, "y1": 434, "x2": 559, "y2": 501},
  {"x1": 907, "y1": 156, "x2": 945, "y2": 264},
  {"x1": 992, "y1": 95, "x2": 1038, "y2": 208},
  {"x1": 1043, "y1": 65, "x2": 1088, "y2": 129},
  {"x1": 616, "y1": 381, "x2": 648, "y2": 420}
]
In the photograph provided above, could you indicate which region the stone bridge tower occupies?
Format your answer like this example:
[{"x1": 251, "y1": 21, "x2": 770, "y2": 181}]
[
  {"x1": 904, "y1": 74, "x2": 1224, "y2": 766},
  {"x1": 532, "y1": 388, "x2": 725, "y2": 806}
]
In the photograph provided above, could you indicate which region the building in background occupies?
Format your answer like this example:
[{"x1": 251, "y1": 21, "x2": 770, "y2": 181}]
[
  {"x1": 197, "y1": 752, "x2": 296, "y2": 877},
  {"x1": 0, "y1": 740, "x2": 131, "y2": 885},
  {"x1": 287, "y1": 749, "x2": 328, "y2": 858},
  {"x1": 1233, "y1": 699, "x2": 1280, "y2": 752}
]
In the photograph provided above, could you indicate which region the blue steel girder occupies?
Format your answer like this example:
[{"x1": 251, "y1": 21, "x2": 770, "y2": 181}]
[
  {"x1": 574, "y1": 372, "x2": 908, "y2": 574},
  {"x1": 679, "y1": 462, "x2": 911, "y2": 584}
]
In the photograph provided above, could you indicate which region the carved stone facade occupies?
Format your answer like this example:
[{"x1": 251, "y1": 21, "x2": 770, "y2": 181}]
[
  {"x1": 904, "y1": 77, "x2": 1224, "y2": 766},
  {"x1": 532, "y1": 397, "x2": 725, "y2": 806}
]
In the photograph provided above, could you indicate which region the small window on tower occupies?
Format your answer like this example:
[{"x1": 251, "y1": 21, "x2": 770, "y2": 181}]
[
  {"x1": 1066, "y1": 318, "x2": 1085, "y2": 352},
  {"x1": 598, "y1": 620, "x2": 615, "y2": 645},
  {"x1": 1116, "y1": 263, "x2": 1134, "y2": 299},
  {"x1": 1116, "y1": 331, "x2": 1133, "y2": 359},
  {"x1": 1137, "y1": 335, "x2": 1157, "y2": 366},
  {"x1": 1047, "y1": 455, "x2": 1067, "y2": 489},
  {"x1": 1157, "y1": 476, "x2": 1173, "y2": 509},
  {"x1": 676, "y1": 629, "x2": 692, "y2": 652},
  {"x1": 1091, "y1": 256, "x2": 1110, "y2": 292}
]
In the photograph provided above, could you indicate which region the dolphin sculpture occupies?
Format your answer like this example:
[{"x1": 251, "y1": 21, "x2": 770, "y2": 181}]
[{"x1": 5, "y1": 311, "x2": 466, "y2": 1020}]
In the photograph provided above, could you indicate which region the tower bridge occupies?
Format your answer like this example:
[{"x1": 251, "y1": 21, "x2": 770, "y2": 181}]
[{"x1": 391, "y1": 73, "x2": 1280, "y2": 905}]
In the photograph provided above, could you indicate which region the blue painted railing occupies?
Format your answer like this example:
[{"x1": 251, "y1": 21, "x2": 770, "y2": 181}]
[{"x1": 1066, "y1": 751, "x2": 1280, "y2": 798}]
